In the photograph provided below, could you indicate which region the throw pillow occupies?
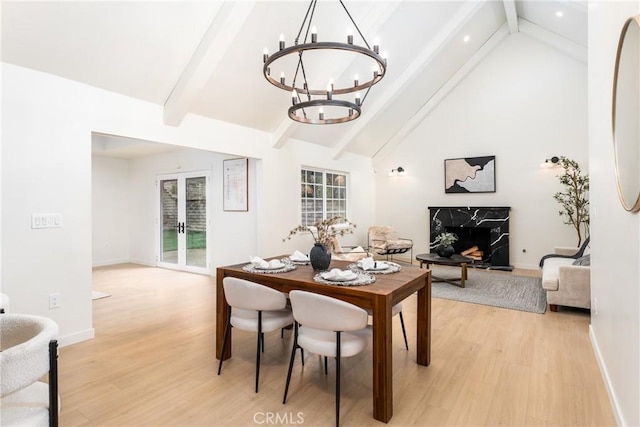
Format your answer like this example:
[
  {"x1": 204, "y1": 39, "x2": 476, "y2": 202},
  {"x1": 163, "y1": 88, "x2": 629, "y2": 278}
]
[{"x1": 572, "y1": 254, "x2": 591, "y2": 266}]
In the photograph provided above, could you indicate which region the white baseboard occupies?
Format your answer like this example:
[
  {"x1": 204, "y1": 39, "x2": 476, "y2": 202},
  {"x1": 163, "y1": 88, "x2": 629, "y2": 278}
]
[
  {"x1": 92, "y1": 259, "x2": 155, "y2": 268},
  {"x1": 59, "y1": 328, "x2": 95, "y2": 347},
  {"x1": 589, "y1": 324, "x2": 624, "y2": 426},
  {"x1": 512, "y1": 262, "x2": 540, "y2": 271},
  {"x1": 92, "y1": 258, "x2": 130, "y2": 268},
  {"x1": 129, "y1": 258, "x2": 155, "y2": 267}
]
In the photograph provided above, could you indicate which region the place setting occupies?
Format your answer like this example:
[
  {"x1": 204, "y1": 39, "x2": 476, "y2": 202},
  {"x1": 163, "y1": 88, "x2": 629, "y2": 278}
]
[
  {"x1": 242, "y1": 256, "x2": 297, "y2": 274},
  {"x1": 288, "y1": 250, "x2": 310, "y2": 265},
  {"x1": 313, "y1": 267, "x2": 376, "y2": 286},
  {"x1": 348, "y1": 256, "x2": 402, "y2": 275}
]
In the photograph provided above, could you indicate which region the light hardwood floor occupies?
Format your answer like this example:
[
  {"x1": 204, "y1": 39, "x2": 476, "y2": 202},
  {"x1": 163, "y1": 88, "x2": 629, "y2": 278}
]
[{"x1": 59, "y1": 263, "x2": 616, "y2": 426}]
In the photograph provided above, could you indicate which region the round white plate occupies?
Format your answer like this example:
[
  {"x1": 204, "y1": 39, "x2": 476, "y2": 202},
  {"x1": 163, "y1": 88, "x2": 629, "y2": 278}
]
[{"x1": 321, "y1": 271, "x2": 358, "y2": 282}]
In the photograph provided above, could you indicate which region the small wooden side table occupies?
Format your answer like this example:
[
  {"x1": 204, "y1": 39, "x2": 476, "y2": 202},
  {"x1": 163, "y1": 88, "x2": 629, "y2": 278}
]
[{"x1": 415, "y1": 253, "x2": 472, "y2": 288}]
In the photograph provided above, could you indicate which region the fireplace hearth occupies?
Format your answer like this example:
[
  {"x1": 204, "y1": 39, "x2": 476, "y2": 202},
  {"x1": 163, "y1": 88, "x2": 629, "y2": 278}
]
[{"x1": 428, "y1": 206, "x2": 511, "y2": 269}]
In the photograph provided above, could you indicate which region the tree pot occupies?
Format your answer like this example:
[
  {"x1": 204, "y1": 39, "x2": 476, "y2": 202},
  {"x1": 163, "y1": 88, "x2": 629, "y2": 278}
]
[{"x1": 309, "y1": 243, "x2": 332, "y2": 271}]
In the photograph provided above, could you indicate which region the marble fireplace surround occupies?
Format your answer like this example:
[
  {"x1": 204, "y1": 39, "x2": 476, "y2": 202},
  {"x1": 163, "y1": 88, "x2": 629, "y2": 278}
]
[{"x1": 428, "y1": 206, "x2": 511, "y2": 269}]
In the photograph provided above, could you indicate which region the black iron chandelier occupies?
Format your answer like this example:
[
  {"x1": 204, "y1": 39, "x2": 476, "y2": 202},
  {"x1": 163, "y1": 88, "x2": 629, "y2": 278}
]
[{"x1": 262, "y1": 0, "x2": 387, "y2": 125}]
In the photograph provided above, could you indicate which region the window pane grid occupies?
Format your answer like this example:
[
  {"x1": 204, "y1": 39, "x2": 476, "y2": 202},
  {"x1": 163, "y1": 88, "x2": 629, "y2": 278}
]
[{"x1": 301, "y1": 169, "x2": 347, "y2": 225}]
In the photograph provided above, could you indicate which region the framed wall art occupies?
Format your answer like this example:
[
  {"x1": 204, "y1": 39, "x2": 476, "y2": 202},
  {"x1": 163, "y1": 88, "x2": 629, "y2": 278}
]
[
  {"x1": 444, "y1": 155, "x2": 496, "y2": 193},
  {"x1": 223, "y1": 158, "x2": 248, "y2": 211}
]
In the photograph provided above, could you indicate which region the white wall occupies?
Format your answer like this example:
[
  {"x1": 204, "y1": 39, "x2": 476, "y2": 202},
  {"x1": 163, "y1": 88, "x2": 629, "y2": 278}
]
[
  {"x1": 125, "y1": 149, "x2": 259, "y2": 268},
  {"x1": 588, "y1": 2, "x2": 640, "y2": 426},
  {"x1": 2, "y1": 63, "x2": 375, "y2": 345},
  {"x1": 375, "y1": 33, "x2": 588, "y2": 269},
  {"x1": 92, "y1": 156, "x2": 131, "y2": 266}
]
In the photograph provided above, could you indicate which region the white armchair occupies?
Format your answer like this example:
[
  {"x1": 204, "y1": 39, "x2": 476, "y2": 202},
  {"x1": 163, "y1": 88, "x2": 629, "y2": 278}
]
[{"x1": 539, "y1": 237, "x2": 591, "y2": 312}]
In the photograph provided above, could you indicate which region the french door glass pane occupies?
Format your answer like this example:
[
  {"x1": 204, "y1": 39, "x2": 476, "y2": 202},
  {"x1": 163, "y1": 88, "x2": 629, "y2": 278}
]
[
  {"x1": 160, "y1": 179, "x2": 178, "y2": 264},
  {"x1": 185, "y1": 177, "x2": 207, "y2": 267}
]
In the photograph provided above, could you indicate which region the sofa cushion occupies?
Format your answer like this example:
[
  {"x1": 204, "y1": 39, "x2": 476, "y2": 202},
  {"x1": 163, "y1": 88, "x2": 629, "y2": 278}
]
[
  {"x1": 542, "y1": 257, "x2": 575, "y2": 291},
  {"x1": 572, "y1": 254, "x2": 591, "y2": 266}
]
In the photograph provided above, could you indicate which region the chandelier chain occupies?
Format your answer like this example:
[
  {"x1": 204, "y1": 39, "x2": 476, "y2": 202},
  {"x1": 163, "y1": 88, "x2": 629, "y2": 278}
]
[
  {"x1": 339, "y1": 0, "x2": 371, "y2": 50},
  {"x1": 262, "y1": 0, "x2": 386, "y2": 124}
]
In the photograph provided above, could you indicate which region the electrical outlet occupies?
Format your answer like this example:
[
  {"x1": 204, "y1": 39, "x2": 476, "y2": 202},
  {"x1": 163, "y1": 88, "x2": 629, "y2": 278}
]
[{"x1": 49, "y1": 293, "x2": 61, "y2": 309}]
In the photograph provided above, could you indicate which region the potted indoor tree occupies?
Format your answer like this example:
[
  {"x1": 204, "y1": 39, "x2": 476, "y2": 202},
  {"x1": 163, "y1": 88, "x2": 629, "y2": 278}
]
[{"x1": 553, "y1": 157, "x2": 590, "y2": 246}]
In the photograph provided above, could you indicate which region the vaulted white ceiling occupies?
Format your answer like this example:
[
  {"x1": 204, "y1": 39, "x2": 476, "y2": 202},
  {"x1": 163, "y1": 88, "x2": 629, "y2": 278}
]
[{"x1": 1, "y1": 0, "x2": 587, "y2": 159}]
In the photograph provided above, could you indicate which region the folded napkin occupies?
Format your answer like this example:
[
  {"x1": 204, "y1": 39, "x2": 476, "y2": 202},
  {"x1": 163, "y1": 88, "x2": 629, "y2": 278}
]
[
  {"x1": 358, "y1": 257, "x2": 384, "y2": 271},
  {"x1": 322, "y1": 268, "x2": 357, "y2": 281},
  {"x1": 289, "y1": 250, "x2": 309, "y2": 262},
  {"x1": 250, "y1": 257, "x2": 284, "y2": 269},
  {"x1": 250, "y1": 256, "x2": 270, "y2": 269}
]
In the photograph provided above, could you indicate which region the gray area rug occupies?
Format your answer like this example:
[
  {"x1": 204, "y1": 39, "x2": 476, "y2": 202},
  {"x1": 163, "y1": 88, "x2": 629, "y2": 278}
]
[{"x1": 430, "y1": 266, "x2": 547, "y2": 314}]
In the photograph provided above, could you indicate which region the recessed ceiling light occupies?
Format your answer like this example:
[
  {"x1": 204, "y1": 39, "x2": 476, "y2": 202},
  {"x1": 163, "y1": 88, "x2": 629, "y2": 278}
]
[
  {"x1": 463, "y1": 35, "x2": 470, "y2": 43},
  {"x1": 556, "y1": 11, "x2": 564, "y2": 18}
]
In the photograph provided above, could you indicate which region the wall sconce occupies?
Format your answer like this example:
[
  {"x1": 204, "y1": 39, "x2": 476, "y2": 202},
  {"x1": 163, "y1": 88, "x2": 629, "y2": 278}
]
[
  {"x1": 388, "y1": 166, "x2": 406, "y2": 176},
  {"x1": 540, "y1": 156, "x2": 560, "y2": 168}
]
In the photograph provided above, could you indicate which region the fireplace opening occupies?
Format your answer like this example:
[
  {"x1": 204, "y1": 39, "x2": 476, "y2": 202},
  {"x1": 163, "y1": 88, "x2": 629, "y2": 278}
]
[
  {"x1": 446, "y1": 226, "x2": 490, "y2": 262},
  {"x1": 428, "y1": 206, "x2": 511, "y2": 269}
]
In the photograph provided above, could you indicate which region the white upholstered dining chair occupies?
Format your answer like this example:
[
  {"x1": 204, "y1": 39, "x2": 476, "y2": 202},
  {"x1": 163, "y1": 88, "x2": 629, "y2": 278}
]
[
  {"x1": 217, "y1": 277, "x2": 294, "y2": 393},
  {"x1": 283, "y1": 290, "x2": 370, "y2": 427}
]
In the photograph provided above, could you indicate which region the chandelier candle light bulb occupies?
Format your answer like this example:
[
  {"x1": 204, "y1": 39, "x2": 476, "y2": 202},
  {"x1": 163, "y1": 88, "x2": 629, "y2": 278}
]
[
  {"x1": 354, "y1": 74, "x2": 359, "y2": 86},
  {"x1": 312, "y1": 26, "x2": 317, "y2": 43},
  {"x1": 280, "y1": 71, "x2": 285, "y2": 84},
  {"x1": 347, "y1": 28, "x2": 353, "y2": 44},
  {"x1": 291, "y1": 89, "x2": 298, "y2": 105},
  {"x1": 279, "y1": 33, "x2": 285, "y2": 50},
  {"x1": 263, "y1": 48, "x2": 269, "y2": 63},
  {"x1": 319, "y1": 108, "x2": 324, "y2": 120}
]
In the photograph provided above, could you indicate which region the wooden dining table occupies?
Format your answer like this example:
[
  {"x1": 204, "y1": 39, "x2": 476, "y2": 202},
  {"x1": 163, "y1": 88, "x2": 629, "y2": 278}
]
[{"x1": 216, "y1": 257, "x2": 431, "y2": 423}]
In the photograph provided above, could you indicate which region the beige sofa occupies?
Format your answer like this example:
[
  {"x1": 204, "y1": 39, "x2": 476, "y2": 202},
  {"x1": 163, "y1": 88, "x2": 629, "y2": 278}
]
[{"x1": 540, "y1": 237, "x2": 591, "y2": 312}]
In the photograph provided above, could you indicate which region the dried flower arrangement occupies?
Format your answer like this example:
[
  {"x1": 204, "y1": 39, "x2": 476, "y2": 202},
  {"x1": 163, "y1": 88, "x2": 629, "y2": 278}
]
[{"x1": 283, "y1": 216, "x2": 356, "y2": 247}]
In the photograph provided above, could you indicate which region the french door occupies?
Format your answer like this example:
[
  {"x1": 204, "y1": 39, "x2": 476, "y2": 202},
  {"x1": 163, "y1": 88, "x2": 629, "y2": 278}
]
[{"x1": 157, "y1": 171, "x2": 210, "y2": 274}]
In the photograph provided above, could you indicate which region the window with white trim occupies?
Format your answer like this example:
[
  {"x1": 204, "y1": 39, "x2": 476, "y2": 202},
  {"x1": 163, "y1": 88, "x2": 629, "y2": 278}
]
[{"x1": 300, "y1": 168, "x2": 348, "y2": 226}]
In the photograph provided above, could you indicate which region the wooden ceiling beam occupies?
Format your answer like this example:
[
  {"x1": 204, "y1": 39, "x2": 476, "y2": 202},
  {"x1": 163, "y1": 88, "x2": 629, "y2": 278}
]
[
  {"x1": 372, "y1": 24, "x2": 509, "y2": 164},
  {"x1": 503, "y1": 0, "x2": 519, "y2": 34},
  {"x1": 271, "y1": 1, "x2": 401, "y2": 149},
  {"x1": 163, "y1": 1, "x2": 255, "y2": 127},
  {"x1": 332, "y1": 0, "x2": 487, "y2": 160}
]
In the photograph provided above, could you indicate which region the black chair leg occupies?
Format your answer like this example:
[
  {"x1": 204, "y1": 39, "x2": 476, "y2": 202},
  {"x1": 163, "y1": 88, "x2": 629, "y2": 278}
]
[
  {"x1": 49, "y1": 340, "x2": 59, "y2": 427},
  {"x1": 217, "y1": 310, "x2": 232, "y2": 375},
  {"x1": 324, "y1": 356, "x2": 328, "y2": 375},
  {"x1": 255, "y1": 311, "x2": 263, "y2": 393},
  {"x1": 335, "y1": 331, "x2": 341, "y2": 427},
  {"x1": 399, "y1": 311, "x2": 409, "y2": 350},
  {"x1": 283, "y1": 322, "x2": 299, "y2": 404}
]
